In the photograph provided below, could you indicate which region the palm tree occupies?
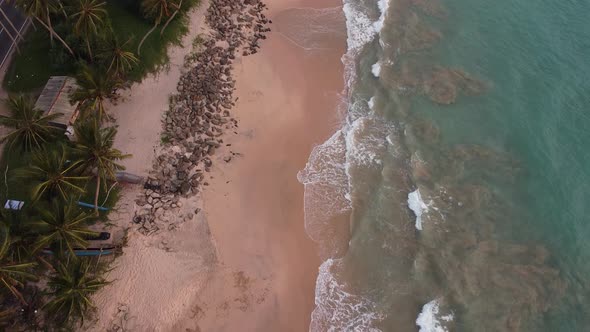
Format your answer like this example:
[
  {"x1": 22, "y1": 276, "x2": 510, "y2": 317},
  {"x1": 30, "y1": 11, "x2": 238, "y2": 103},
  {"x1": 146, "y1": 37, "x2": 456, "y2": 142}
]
[
  {"x1": 137, "y1": 0, "x2": 181, "y2": 55},
  {"x1": 15, "y1": 145, "x2": 89, "y2": 201},
  {"x1": 31, "y1": 199, "x2": 96, "y2": 255},
  {"x1": 159, "y1": 0, "x2": 182, "y2": 36},
  {"x1": 98, "y1": 36, "x2": 139, "y2": 77},
  {"x1": 74, "y1": 119, "x2": 130, "y2": 213},
  {"x1": 1, "y1": 211, "x2": 34, "y2": 264},
  {"x1": 0, "y1": 95, "x2": 61, "y2": 151},
  {"x1": 7, "y1": 0, "x2": 75, "y2": 55},
  {"x1": 71, "y1": 66, "x2": 121, "y2": 121},
  {"x1": 44, "y1": 258, "x2": 108, "y2": 326},
  {"x1": 69, "y1": 0, "x2": 107, "y2": 59},
  {"x1": 0, "y1": 222, "x2": 37, "y2": 306}
]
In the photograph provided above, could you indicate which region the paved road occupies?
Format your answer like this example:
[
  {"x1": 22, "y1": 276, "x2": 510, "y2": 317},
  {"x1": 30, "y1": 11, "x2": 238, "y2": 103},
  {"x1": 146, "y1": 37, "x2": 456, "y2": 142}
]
[{"x1": 0, "y1": 0, "x2": 27, "y2": 69}]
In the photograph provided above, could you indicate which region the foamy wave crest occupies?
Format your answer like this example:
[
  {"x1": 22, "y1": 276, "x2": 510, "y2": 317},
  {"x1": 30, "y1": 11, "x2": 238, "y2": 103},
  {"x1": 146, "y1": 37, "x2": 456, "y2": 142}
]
[
  {"x1": 297, "y1": 131, "x2": 350, "y2": 244},
  {"x1": 300, "y1": 1, "x2": 394, "y2": 330},
  {"x1": 298, "y1": 97, "x2": 393, "y2": 247},
  {"x1": 372, "y1": 62, "x2": 382, "y2": 77},
  {"x1": 408, "y1": 189, "x2": 430, "y2": 230},
  {"x1": 343, "y1": 1, "x2": 377, "y2": 53},
  {"x1": 345, "y1": 115, "x2": 391, "y2": 168},
  {"x1": 416, "y1": 299, "x2": 454, "y2": 332},
  {"x1": 368, "y1": 96, "x2": 376, "y2": 110},
  {"x1": 310, "y1": 259, "x2": 383, "y2": 332},
  {"x1": 373, "y1": 0, "x2": 391, "y2": 33}
]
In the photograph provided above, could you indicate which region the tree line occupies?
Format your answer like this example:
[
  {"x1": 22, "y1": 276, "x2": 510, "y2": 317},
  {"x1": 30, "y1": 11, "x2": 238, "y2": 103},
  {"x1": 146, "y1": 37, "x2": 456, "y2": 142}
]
[{"x1": 0, "y1": 0, "x2": 197, "y2": 329}]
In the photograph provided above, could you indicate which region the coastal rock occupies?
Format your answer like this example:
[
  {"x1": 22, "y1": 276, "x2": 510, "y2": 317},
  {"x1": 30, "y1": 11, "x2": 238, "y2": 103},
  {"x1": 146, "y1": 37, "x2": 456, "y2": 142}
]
[
  {"x1": 136, "y1": 0, "x2": 270, "y2": 234},
  {"x1": 180, "y1": 182, "x2": 192, "y2": 195}
]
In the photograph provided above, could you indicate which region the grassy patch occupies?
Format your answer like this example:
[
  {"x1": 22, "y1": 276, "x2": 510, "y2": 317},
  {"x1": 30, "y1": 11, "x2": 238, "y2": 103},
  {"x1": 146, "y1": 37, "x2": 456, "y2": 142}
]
[
  {"x1": 105, "y1": 1, "x2": 191, "y2": 82},
  {"x1": 3, "y1": 0, "x2": 200, "y2": 93},
  {"x1": 2, "y1": 29, "x2": 79, "y2": 94}
]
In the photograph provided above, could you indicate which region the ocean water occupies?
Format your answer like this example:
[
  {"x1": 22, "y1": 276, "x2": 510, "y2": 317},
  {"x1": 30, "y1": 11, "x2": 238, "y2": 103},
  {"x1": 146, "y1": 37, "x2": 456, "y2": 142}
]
[{"x1": 297, "y1": 0, "x2": 590, "y2": 330}]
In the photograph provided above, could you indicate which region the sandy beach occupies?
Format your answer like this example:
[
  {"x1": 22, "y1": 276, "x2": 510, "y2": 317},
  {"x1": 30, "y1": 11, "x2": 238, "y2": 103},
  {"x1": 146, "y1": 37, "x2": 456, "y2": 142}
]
[{"x1": 88, "y1": 0, "x2": 345, "y2": 330}]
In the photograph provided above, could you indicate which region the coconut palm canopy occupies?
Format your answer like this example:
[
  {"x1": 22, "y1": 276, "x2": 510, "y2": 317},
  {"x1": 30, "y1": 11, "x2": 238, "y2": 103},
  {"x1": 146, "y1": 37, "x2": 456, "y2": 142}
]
[
  {"x1": 98, "y1": 36, "x2": 139, "y2": 77},
  {"x1": 0, "y1": 95, "x2": 61, "y2": 151},
  {"x1": 44, "y1": 259, "x2": 108, "y2": 326},
  {"x1": 74, "y1": 119, "x2": 130, "y2": 212},
  {"x1": 15, "y1": 145, "x2": 89, "y2": 201},
  {"x1": 30, "y1": 199, "x2": 96, "y2": 255},
  {"x1": 71, "y1": 66, "x2": 121, "y2": 120},
  {"x1": 7, "y1": 0, "x2": 75, "y2": 55},
  {"x1": 69, "y1": 0, "x2": 108, "y2": 58},
  {"x1": 0, "y1": 222, "x2": 37, "y2": 306}
]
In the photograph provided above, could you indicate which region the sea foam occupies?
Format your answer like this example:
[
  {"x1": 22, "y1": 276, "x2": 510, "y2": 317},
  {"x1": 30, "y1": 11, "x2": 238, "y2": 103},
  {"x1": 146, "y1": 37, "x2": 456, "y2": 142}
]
[
  {"x1": 368, "y1": 96, "x2": 376, "y2": 110},
  {"x1": 408, "y1": 189, "x2": 429, "y2": 230},
  {"x1": 343, "y1": 1, "x2": 376, "y2": 53},
  {"x1": 297, "y1": 130, "x2": 350, "y2": 245},
  {"x1": 311, "y1": 259, "x2": 383, "y2": 332},
  {"x1": 373, "y1": 0, "x2": 391, "y2": 33},
  {"x1": 372, "y1": 62, "x2": 382, "y2": 77},
  {"x1": 416, "y1": 299, "x2": 454, "y2": 332},
  {"x1": 301, "y1": 1, "x2": 393, "y2": 330}
]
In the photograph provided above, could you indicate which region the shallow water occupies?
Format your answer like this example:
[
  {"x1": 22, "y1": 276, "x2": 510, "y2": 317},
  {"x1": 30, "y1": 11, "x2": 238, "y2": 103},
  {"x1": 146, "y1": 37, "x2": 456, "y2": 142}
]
[{"x1": 299, "y1": 0, "x2": 590, "y2": 330}]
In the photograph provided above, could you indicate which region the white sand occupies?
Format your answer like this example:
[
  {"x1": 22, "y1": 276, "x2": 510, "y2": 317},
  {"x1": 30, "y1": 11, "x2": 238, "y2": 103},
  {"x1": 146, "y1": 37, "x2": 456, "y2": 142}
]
[{"x1": 85, "y1": 3, "x2": 215, "y2": 331}]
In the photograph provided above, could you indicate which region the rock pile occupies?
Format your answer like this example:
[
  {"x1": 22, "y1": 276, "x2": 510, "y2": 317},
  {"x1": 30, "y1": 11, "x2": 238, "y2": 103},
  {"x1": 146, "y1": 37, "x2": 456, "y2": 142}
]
[{"x1": 133, "y1": 0, "x2": 270, "y2": 235}]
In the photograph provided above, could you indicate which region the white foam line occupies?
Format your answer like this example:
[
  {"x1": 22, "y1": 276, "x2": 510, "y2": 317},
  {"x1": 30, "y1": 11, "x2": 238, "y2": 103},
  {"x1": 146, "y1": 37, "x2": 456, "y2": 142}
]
[
  {"x1": 342, "y1": 1, "x2": 377, "y2": 53},
  {"x1": 408, "y1": 189, "x2": 430, "y2": 231},
  {"x1": 373, "y1": 0, "x2": 392, "y2": 33},
  {"x1": 371, "y1": 62, "x2": 381, "y2": 77},
  {"x1": 416, "y1": 299, "x2": 454, "y2": 332}
]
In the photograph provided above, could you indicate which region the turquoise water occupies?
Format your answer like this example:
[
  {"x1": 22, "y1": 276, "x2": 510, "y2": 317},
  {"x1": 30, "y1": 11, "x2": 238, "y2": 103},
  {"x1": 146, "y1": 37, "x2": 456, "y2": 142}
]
[
  {"x1": 298, "y1": 0, "x2": 590, "y2": 330},
  {"x1": 442, "y1": 0, "x2": 590, "y2": 329}
]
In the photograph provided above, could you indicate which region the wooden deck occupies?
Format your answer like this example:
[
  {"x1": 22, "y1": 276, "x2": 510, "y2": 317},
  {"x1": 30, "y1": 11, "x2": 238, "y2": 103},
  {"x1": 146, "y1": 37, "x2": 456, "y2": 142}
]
[{"x1": 34, "y1": 76, "x2": 79, "y2": 128}]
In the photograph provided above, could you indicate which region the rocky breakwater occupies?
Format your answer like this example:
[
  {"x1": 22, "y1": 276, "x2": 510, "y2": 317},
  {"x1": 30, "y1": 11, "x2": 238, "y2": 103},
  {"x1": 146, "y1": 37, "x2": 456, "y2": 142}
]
[{"x1": 133, "y1": 0, "x2": 271, "y2": 235}]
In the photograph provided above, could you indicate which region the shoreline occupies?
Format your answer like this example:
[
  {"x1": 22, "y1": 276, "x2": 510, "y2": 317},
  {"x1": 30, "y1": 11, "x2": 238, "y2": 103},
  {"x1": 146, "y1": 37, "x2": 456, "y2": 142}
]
[{"x1": 88, "y1": 0, "x2": 345, "y2": 330}]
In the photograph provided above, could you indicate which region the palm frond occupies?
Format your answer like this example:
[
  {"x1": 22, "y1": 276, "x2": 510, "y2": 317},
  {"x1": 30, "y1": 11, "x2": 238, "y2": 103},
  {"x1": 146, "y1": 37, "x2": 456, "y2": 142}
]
[
  {"x1": 44, "y1": 259, "x2": 109, "y2": 325},
  {"x1": 0, "y1": 95, "x2": 62, "y2": 151},
  {"x1": 14, "y1": 146, "x2": 89, "y2": 201}
]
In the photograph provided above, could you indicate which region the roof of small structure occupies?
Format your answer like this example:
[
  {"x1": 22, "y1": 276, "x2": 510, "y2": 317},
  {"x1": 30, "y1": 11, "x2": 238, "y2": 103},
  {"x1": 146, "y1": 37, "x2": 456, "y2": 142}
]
[{"x1": 34, "y1": 76, "x2": 80, "y2": 127}]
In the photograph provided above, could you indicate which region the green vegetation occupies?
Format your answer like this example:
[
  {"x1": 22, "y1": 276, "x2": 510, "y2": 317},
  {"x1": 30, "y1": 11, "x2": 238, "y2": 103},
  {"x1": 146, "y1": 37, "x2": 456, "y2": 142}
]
[
  {"x1": 0, "y1": 96, "x2": 126, "y2": 328},
  {"x1": 74, "y1": 118, "x2": 130, "y2": 213},
  {"x1": 3, "y1": 0, "x2": 198, "y2": 93},
  {"x1": 0, "y1": 95, "x2": 62, "y2": 151},
  {"x1": 71, "y1": 65, "x2": 122, "y2": 120},
  {"x1": 0, "y1": 0, "x2": 201, "y2": 328},
  {"x1": 44, "y1": 259, "x2": 109, "y2": 326}
]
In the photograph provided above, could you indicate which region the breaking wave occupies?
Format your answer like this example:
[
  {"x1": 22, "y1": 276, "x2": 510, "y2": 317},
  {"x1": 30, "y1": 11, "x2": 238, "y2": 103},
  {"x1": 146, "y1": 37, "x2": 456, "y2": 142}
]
[
  {"x1": 310, "y1": 259, "x2": 383, "y2": 332},
  {"x1": 407, "y1": 189, "x2": 430, "y2": 231},
  {"x1": 297, "y1": 1, "x2": 399, "y2": 331},
  {"x1": 416, "y1": 299, "x2": 454, "y2": 332},
  {"x1": 373, "y1": 0, "x2": 391, "y2": 33},
  {"x1": 342, "y1": 0, "x2": 376, "y2": 54}
]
